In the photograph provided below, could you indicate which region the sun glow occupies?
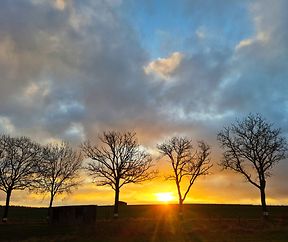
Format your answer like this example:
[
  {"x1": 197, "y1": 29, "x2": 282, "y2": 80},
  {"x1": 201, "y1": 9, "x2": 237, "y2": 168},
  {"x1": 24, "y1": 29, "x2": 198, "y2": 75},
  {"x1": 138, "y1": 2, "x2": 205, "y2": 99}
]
[{"x1": 155, "y1": 192, "x2": 174, "y2": 203}]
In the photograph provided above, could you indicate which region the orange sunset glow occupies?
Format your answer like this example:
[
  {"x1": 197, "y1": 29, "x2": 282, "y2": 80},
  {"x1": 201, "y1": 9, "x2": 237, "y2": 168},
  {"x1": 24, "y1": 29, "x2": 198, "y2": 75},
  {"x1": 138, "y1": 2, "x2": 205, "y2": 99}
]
[{"x1": 155, "y1": 192, "x2": 175, "y2": 203}]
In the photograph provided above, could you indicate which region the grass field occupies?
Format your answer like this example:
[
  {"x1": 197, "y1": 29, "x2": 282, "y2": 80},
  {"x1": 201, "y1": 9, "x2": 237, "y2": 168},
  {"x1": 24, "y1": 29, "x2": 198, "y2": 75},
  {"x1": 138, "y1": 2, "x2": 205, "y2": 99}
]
[{"x1": 0, "y1": 204, "x2": 288, "y2": 242}]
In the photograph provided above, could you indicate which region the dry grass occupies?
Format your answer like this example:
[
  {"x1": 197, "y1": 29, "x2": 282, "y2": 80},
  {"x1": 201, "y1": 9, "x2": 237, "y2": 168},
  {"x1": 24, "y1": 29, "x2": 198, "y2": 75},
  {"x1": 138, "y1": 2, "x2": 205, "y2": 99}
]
[{"x1": 1, "y1": 204, "x2": 288, "y2": 242}]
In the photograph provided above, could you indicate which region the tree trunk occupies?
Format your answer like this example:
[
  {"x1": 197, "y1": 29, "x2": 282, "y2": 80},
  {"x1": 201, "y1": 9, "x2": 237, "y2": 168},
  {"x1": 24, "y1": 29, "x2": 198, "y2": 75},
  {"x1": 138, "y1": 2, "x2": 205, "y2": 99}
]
[
  {"x1": 113, "y1": 183, "x2": 120, "y2": 218},
  {"x1": 2, "y1": 188, "x2": 12, "y2": 222},
  {"x1": 48, "y1": 193, "x2": 54, "y2": 220},
  {"x1": 178, "y1": 199, "x2": 183, "y2": 220},
  {"x1": 260, "y1": 177, "x2": 269, "y2": 218},
  {"x1": 175, "y1": 179, "x2": 183, "y2": 219},
  {"x1": 260, "y1": 180, "x2": 268, "y2": 218}
]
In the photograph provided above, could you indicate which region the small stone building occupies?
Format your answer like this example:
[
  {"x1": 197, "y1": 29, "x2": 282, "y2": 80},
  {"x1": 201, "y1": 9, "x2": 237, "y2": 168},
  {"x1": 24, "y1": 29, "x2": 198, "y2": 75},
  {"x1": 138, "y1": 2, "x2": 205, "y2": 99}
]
[{"x1": 50, "y1": 205, "x2": 97, "y2": 224}]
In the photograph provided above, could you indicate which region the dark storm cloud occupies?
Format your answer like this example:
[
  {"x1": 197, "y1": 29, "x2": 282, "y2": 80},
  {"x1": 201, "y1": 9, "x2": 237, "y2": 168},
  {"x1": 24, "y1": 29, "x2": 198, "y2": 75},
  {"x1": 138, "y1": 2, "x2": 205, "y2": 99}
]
[{"x1": 0, "y1": 0, "x2": 163, "y2": 144}]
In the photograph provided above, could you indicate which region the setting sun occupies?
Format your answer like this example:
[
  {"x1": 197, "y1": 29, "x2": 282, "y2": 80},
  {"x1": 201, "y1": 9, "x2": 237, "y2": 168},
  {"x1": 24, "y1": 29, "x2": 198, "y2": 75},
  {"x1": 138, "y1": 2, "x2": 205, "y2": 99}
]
[{"x1": 155, "y1": 192, "x2": 174, "y2": 203}]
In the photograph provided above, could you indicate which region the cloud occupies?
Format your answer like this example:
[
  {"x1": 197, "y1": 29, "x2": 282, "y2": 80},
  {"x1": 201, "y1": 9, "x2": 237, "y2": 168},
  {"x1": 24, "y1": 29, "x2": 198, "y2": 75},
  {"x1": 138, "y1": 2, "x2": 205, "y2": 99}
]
[
  {"x1": 0, "y1": 116, "x2": 15, "y2": 134},
  {"x1": 235, "y1": 32, "x2": 269, "y2": 50},
  {"x1": 216, "y1": 0, "x2": 288, "y2": 128},
  {"x1": 144, "y1": 52, "x2": 183, "y2": 80},
  {"x1": 54, "y1": 0, "x2": 66, "y2": 10},
  {"x1": 0, "y1": 0, "x2": 157, "y2": 145}
]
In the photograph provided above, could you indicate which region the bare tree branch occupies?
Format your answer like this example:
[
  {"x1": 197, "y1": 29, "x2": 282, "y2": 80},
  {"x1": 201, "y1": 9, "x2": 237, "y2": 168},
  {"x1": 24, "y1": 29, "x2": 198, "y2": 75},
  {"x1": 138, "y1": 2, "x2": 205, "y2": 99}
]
[
  {"x1": 217, "y1": 113, "x2": 288, "y2": 216},
  {"x1": 81, "y1": 131, "x2": 157, "y2": 218},
  {"x1": 157, "y1": 137, "x2": 212, "y2": 217},
  {"x1": 0, "y1": 134, "x2": 42, "y2": 221},
  {"x1": 33, "y1": 142, "x2": 83, "y2": 212}
]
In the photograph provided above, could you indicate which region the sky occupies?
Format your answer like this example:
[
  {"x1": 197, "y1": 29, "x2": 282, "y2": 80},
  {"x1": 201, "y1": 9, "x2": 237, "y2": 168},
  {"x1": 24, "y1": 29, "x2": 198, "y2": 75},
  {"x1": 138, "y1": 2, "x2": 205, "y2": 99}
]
[{"x1": 0, "y1": 0, "x2": 288, "y2": 207}]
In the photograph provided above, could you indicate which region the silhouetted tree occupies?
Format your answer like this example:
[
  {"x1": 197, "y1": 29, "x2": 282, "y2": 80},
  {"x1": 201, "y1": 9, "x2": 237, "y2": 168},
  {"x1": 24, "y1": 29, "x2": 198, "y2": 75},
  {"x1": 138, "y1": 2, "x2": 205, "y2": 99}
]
[
  {"x1": 157, "y1": 137, "x2": 212, "y2": 218},
  {"x1": 0, "y1": 135, "x2": 42, "y2": 222},
  {"x1": 34, "y1": 142, "x2": 83, "y2": 217},
  {"x1": 82, "y1": 131, "x2": 156, "y2": 218},
  {"x1": 217, "y1": 114, "x2": 288, "y2": 217}
]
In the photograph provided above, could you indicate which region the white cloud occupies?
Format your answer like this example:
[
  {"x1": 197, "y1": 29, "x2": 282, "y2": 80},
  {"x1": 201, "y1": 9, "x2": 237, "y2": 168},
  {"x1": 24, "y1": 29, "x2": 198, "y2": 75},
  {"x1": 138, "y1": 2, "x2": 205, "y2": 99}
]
[
  {"x1": 54, "y1": 0, "x2": 67, "y2": 10},
  {"x1": 30, "y1": 0, "x2": 67, "y2": 10},
  {"x1": 235, "y1": 38, "x2": 254, "y2": 50},
  {"x1": 196, "y1": 27, "x2": 206, "y2": 39},
  {"x1": 65, "y1": 122, "x2": 86, "y2": 141},
  {"x1": 0, "y1": 116, "x2": 15, "y2": 134},
  {"x1": 144, "y1": 52, "x2": 183, "y2": 80},
  {"x1": 24, "y1": 80, "x2": 50, "y2": 98},
  {"x1": 235, "y1": 32, "x2": 269, "y2": 50}
]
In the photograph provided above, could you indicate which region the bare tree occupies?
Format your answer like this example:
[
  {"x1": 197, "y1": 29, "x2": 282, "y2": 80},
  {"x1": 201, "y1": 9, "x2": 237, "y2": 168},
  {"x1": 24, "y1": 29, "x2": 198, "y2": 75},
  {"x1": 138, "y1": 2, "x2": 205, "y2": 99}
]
[
  {"x1": 34, "y1": 142, "x2": 83, "y2": 216},
  {"x1": 157, "y1": 137, "x2": 212, "y2": 218},
  {"x1": 217, "y1": 114, "x2": 288, "y2": 217},
  {"x1": 0, "y1": 135, "x2": 42, "y2": 222},
  {"x1": 82, "y1": 131, "x2": 156, "y2": 218}
]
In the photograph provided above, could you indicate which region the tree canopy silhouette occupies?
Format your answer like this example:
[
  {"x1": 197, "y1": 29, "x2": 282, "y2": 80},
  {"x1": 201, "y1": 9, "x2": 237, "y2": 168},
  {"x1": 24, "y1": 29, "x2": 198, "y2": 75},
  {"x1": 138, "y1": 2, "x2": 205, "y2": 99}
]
[
  {"x1": 0, "y1": 135, "x2": 42, "y2": 222},
  {"x1": 34, "y1": 142, "x2": 83, "y2": 217},
  {"x1": 217, "y1": 114, "x2": 288, "y2": 217},
  {"x1": 157, "y1": 137, "x2": 212, "y2": 218},
  {"x1": 82, "y1": 131, "x2": 156, "y2": 218}
]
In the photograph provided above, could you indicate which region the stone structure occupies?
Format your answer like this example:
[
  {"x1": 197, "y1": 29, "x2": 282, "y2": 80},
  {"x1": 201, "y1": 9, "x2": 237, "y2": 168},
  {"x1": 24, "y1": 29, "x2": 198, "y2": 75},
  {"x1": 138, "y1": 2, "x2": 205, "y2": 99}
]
[{"x1": 50, "y1": 205, "x2": 97, "y2": 224}]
